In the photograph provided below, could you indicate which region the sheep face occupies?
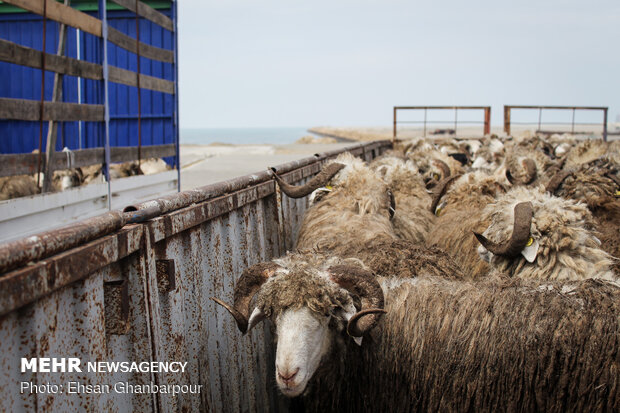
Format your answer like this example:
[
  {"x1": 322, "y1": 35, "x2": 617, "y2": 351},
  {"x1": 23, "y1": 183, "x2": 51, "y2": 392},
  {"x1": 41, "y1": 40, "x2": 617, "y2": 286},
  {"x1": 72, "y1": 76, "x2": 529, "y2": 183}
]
[
  {"x1": 212, "y1": 254, "x2": 386, "y2": 398},
  {"x1": 476, "y1": 187, "x2": 615, "y2": 281},
  {"x1": 274, "y1": 307, "x2": 333, "y2": 396}
]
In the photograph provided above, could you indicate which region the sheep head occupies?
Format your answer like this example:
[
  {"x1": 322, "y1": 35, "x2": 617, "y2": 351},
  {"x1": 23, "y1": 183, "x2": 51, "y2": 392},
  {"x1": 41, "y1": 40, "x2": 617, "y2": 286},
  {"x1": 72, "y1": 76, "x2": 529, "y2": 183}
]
[
  {"x1": 212, "y1": 254, "x2": 386, "y2": 397},
  {"x1": 474, "y1": 187, "x2": 615, "y2": 281}
]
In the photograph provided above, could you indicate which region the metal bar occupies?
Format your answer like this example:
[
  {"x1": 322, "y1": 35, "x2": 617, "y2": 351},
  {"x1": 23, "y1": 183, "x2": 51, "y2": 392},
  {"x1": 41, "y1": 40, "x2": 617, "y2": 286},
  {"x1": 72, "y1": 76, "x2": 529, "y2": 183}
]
[
  {"x1": 43, "y1": 0, "x2": 71, "y2": 194},
  {"x1": 603, "y1": 108, "x2": 608, "y2": 142},
  {"x1": 394, "y1": 106, "x2": 491, "y2": 110},
  {"x1": 135, "y1": 0, "x2": 142, "y2": 169},
  {"x1": 505, "y1": 105, "x2": 608, "y2": 110},
  {"x1": 0, "y1": 210, "x2": 126, "y2": 275},
  {"x1": 392, "y1": 106, "x2": 397, "y2": 141},
  {"x1": 504, "y1": 106, "x2": 511, "y2": 135},
  {"x1": 125, "y1": 141, "x2": 386, "y2": 215},
  {"x1": 37, "y1": 0, "x2": 48, "y2": 189},
  {"x1": 99, "y1": 0, "x2": 112, "y2": 210},
  {"x1": 172, "y1": 0, "x2": 180, "y2": 190},
  {"x1": 396, "y1": 120, "x2": 485, "y2": 124},
  {"x1": 512, "y1": 121, "x2": 606, "y2": 126},
  {"x1": 423, "y1": 108, "x2": 427, "y2": 137},
  {"x1": 454, "y1": 108, "x2": 458, "y2": 135},
  {"x1": 571, "y1": 108, "x2": 576, "y2": 134},
  {"x1": 538, "y1": 108, "x2": 542, "y2": 132},
  {"x1": 77, "y1": 28, "x2": 83, "y2": 150},
  {"x1": 484, "y1": 107, "x2": 491, "y2": 135}
]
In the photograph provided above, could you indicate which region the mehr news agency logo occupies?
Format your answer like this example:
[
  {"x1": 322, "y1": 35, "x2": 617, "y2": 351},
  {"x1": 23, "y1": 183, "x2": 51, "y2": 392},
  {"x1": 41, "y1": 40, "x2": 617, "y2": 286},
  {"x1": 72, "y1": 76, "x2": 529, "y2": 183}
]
[{"x1": 20, "y1": 358, "x2": 202, "y2": 395}]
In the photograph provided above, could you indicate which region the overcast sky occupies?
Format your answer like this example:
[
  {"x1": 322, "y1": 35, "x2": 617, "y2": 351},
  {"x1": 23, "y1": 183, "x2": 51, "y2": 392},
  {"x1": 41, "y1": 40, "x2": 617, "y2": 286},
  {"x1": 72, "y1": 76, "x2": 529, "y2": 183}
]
[{"x1": 178, "y1": 0, "x2": 619, "y2": 128}]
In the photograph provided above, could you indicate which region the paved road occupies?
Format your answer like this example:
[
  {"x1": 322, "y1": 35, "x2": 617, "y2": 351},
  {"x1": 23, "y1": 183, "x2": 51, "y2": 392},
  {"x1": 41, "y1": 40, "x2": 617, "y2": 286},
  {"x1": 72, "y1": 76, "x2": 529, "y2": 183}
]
[{"x1": 179, "y1": 143, "x2": 354, "y2": 191}]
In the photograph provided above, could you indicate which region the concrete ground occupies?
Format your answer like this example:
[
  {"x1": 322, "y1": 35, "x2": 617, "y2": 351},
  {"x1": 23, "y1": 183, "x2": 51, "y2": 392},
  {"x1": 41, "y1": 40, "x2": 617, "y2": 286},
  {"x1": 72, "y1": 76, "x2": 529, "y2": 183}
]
[{"x1": 179, "y1": 143, "x2": 354, "y2": 190}]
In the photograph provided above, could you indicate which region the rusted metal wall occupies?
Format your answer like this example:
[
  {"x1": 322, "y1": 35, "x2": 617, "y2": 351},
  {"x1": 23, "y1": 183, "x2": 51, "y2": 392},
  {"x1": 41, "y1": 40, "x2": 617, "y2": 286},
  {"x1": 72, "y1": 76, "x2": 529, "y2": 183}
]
[{"x1": 0, "y1": 140, "x2": 390, "y2": 412}]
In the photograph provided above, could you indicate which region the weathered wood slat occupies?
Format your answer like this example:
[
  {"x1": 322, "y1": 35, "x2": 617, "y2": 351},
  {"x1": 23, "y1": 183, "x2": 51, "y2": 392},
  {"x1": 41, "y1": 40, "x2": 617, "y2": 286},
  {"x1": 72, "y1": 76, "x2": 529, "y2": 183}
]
[
  {"x1": 0, "y1": 144, "x2": 176, "y2": 177},
  {"x1": 0, "y1": 98, "x2": 104, "y2": 122},
  {"x1": 108, "y1": 66, "x2": 175, "y2": 94},
  {"x1": 2, "y1": 0, "x2": 102, "y2": 37},
  {"x1": 108, "y1": 27, "x2": 174, "y2": 63},
  {"x1": 0, "y1": 39, "x2": 103, "y2": 80},
  {"x1": 110, "y1": 144, "x2": 176, "y2": 164},
  {"x1": 110, "y1": 0, "x2": 174, "y2": 32}
]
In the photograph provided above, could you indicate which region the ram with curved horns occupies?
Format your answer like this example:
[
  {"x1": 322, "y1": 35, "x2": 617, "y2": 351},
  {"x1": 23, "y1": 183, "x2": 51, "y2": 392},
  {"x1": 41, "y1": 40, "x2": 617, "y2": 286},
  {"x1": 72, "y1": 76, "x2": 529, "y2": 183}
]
[{"x1": 475, "y1": 186, "x2": 617, "y2": 281}]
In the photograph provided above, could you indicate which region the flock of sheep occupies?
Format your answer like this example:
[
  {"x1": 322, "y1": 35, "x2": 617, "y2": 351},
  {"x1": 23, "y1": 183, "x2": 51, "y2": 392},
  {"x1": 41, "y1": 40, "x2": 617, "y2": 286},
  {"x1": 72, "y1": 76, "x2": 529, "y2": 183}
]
[
  {"x1": 0, "y1": 158, "x2": 171, "y2": 201},
  {"x1": 213, "y1": 133, "x2": 620, "y2": 412}
]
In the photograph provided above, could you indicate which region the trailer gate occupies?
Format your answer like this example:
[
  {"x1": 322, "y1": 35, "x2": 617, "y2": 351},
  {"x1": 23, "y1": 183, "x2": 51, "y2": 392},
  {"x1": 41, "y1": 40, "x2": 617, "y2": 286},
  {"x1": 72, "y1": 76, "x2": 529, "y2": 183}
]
[{"x1": 0, "y1": 140, "x2": 391, "y2": 413}]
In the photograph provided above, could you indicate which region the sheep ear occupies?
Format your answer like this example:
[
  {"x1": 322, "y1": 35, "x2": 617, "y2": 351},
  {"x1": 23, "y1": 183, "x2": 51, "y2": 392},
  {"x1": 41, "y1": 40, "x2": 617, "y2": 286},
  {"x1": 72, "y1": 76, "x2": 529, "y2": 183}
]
[
  {"x1": 337, "y1": 304, "x2": 363, "y2": 346},
  {"x1": 521, "y1": 239, "x2": 539, "y2": 263}
]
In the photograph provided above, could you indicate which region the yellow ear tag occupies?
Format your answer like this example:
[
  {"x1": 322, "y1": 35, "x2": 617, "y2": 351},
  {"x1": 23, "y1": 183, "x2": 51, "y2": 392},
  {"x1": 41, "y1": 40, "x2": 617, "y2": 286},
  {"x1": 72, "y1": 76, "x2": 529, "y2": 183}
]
[
  {"x1": 325, "y1": 185, "x2": 333, "y2": 191},
  {"x1": 615, "y1": 190, "x2": 620, "y2": 197},
  {"x1": 433, "y1": 173, "x2": 440, "y2": 180},
  {"x1": 525, "y1": 237, "x2": 534, "y2": 247}
]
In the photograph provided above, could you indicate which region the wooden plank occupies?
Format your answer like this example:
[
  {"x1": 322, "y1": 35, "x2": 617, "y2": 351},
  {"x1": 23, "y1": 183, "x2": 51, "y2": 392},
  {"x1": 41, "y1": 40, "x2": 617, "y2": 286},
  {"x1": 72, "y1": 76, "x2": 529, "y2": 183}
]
[
  {"x1": 0, "y1": 98, "x2": 104, "y2": 122},
  {"x1": 2, "y1": 0, "x2": 102, "y2": 37},
  {"x1": 0, "y1": 39, "x2": 103, "y2": 80},
  {"x1": 0, "y1": 145, "x2": 176, "y2": 177},
  {"x1": 110, "y1": 0, "x2": 174, "y2": 32},
  {"x1": 108, "y1": 27, "x2": 174, "y2": 63},
  {"x1": 109, "y1": 66, "x2": 175, "y2": 94},
  {"x1": 110, "y1": 144, "x2": 177, "y2": 163}
]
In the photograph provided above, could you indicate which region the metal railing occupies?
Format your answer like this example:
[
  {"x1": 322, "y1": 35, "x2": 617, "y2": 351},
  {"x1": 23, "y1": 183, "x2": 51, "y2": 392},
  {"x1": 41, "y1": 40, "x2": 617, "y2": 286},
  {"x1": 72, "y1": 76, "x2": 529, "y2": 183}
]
[
  {"x1": 393, "y1": 106, "x2": 491, "y2": 141},
  {"x1": 503, "y1": 105, "x2": 609, "y2": 141}
]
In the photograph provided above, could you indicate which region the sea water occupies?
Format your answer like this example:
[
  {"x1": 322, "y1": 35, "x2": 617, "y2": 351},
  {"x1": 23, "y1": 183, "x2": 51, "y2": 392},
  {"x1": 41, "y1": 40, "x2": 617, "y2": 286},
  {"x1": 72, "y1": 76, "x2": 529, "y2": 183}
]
[{"x1": 181, "y1": 127, "x2": 315, "y2": 145}]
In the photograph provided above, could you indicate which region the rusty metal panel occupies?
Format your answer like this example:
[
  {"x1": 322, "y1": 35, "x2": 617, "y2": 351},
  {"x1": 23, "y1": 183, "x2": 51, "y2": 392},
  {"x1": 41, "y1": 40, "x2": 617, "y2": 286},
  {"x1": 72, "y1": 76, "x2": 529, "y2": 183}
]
[{"x1": 0, "y1": 140, "x2": 391, "y2": 412}]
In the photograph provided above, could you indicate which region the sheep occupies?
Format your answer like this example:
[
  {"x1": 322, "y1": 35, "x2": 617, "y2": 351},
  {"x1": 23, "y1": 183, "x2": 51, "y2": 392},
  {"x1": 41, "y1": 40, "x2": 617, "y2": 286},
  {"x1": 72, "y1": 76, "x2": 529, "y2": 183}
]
[
  {"x1": 403, "y1": 144, "x2": 463, "y2": 188},
  {"x1": 471, "y1": 135, "x2": 505, "y2": 171},
  {"x1": 81, "y1": 158, "x2": 171, "y2": 185},
  {"x1": 545, "y1": 158, "x2": 620, "y2": 274},
  {"x1": 109, "y1": 161, "x2": 143, "y2": 180},
  {"x1": 273, "y1": 151, "x2": 462, "y2": 279},
  {"x1": 138, "y1": 158, "x2": 172, "y2": 175},
  {"x1": 301, "y1": 274, "x2": 620, "y2": 412},
  {"x1": 51, "y1": 168, "x2": 84, "y2": 191},
  {"x1": 370, "y1": 154, "x2": 435, "y2": 245},
  {"x1": 563, "y1": 138, "x2": 608, "y2": 168},
  {"x1": 0, "y1": 175, "x2": 39, "y2": 201},
  {"x1": 474, "y1": 186, "x2": 616, "y2": 281},
  {"x1": 426, "y1": 171, "x2": 507, "y2": 278}
]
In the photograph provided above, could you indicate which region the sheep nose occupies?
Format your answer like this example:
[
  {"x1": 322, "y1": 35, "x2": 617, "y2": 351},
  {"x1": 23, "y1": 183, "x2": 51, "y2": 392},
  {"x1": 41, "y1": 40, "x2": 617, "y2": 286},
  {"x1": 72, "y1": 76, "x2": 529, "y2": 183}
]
[{"x1": 278, "y1": 367, "x2": 299, "y2": 384}]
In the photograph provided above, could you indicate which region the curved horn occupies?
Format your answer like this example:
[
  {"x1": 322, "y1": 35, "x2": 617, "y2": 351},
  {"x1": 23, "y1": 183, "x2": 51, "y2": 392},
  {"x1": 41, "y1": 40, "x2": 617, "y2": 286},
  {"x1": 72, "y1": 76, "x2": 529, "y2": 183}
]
[
  {"x1": 507, "y1": 158, "x2": 537, "y2": 185},
  {"x1": 429, "y1": 174, "x2": 462, "y2": 213},
  {"x1": 545, "y1": 170, "x2": 573, "y2": 194},
  {"x1": 388, "y1": 189, "x2": 395, "y2": 220},
  {"x1": 211, "y1": 262, "x2": 280, "y2": 334},
  {"x1": 474, "y1": 201, "x2": 533, "y2": 257},
  {"x1": 432, "y1": 159, "x2": 451, "y2": 179},
  {"x1": 328, "y1": 265, "x2": 385, "y2": 337},
  {"x1": 270, "y1": 162, "x2": 345, "y2": 198}
]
